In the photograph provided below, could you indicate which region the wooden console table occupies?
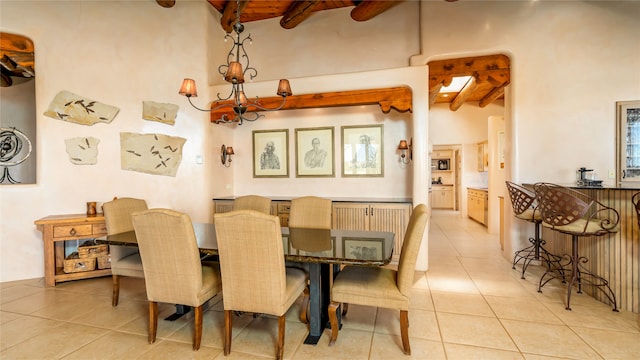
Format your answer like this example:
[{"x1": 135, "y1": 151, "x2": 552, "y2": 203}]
[{"x1": 35, "y1": 213, "x2": 111, "y2": 287}]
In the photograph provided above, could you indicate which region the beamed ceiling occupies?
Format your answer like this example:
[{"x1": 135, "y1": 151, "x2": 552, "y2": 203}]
[{"x1": 1, "y1": 1, "x2": 510, "y2": 112}]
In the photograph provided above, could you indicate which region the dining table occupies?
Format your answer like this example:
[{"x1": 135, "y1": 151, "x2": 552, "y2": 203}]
[{"x1": 97, "y1": 223, "x2": 395, "y2": 345}]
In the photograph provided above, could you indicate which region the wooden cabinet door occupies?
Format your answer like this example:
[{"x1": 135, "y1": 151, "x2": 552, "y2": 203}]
[
  {"x1": 368, "y1": 203, "x2": 412, "y2": 261},
  {"x1": 332, "y1": 203, "x2": 369, "y2": 231}
]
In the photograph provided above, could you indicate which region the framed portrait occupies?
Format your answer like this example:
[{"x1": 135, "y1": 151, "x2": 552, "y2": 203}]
[
  {"x1": 343, "y1": 238, "x2": 384, "y2": 260},
  {"x1": 341, "y1": 125, "x2": 384, "y2": 177},
  {"x1": 252, "y1": 129, "x2": 289, "y2": 178},
  {"x1": 295, "y1": 126, "x2": 334, "y2": 177}
]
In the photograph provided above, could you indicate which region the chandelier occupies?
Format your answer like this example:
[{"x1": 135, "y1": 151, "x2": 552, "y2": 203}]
[{"x1": 178, "y1": 1, "x2": 292, "y2": 125}]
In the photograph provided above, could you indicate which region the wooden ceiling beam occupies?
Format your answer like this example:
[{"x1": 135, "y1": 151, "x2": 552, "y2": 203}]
[
  {"x1": 428, "y1": 83, "x2": 442, "y2": 106},
  {"x1": 209, "y1": 87, "x2": 413, "y2": 123},
  {"x1": 476, "y1": 69, "x2": 510, "y2": 86},
  {"x1": 221, "y1": 0, "x2": 250, "y2": 33},
  {"x1": 479, "y1": 82, "x2": 508, "y2": 108},
  {"x1": 449, "y1": 76, "x2": 477, "y2": 111},
  {"x1": 280, "y1": 1, "x2": 321, "y2": 29},
  {"x1": 351, "y1": 0, "x2": 401, "y2": 22}
]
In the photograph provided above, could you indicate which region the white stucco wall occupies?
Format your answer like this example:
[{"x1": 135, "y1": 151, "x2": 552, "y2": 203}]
[
  {"x1": 1, "y1": 0, "x2": 638, "y2": 282},
  {"x1": 414, "y1": 1, "x2": 640, "y2": 259},
  {"x1": 0, "y1": 0, "x2": 422, "y2": 281}
]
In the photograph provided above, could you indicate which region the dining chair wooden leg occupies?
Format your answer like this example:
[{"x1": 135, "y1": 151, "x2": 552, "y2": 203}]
[
  {"x1": 328, "y1": 301, "x2": 340, "y2": 346},
  {"x1": 341, "y1": 303, "x2": 349, "y2": 316},
  {"x1": 193, "y1": 305, "x2": 203, "y2": 351},
  {"x1": 276, "y1": 315, "x2": 286, "y2": 360},
  {"x1": 299, "y1": 287, "x2": 309, "y2": 324},
  {"x1": 148, "y1": 301, "x2": 158, "y2": 344},
  {"x1": 112, "y1": 275, "x2": 120, "y2": 307},
  {"x1": 224, "y1": 310, "x2": 232, "y2": 355},
  {"x1": 400, "y1": 310, "x2": 411, "y2": 355}
]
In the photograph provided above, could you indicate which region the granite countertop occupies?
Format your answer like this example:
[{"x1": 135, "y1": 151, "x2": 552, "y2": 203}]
[{"x1": 523, "y1": 183, "x2": 640, "y2": 191}]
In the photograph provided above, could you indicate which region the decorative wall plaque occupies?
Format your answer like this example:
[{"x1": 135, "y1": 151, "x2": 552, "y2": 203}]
[
  {"x1": 142, "y1": 101, "x2": 178, "y2": 125},
  {"x1": 120, "y1": 132, "x2": 186, "y2": 177},
  {"x1": 44, "y1": 90, "x2": 119, "y2": 126},
  {"x1": 64, "y1": 137, "x2": 99, "y2": 165}
]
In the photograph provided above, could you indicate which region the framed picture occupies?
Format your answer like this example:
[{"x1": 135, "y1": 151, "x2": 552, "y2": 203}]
[
  {"x1": 295, "y1": 127, "x2": 334, "y2": 177},
  {"x1": 341, "y1": 125, "x2": 384, "y2": 177},
  {"x1": 252, "y1": 129, "x2": 289, "y2": 178},
  {"x1": 298, "y1": 237, "x2": 336, "y2": 257},
  {"x1": 343, "y1": 237, "x2": 384, "y2": 260}
]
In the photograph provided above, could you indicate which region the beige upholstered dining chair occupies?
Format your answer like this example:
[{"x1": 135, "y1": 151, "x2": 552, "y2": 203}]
[
  {"x1": 327, "y1": 204, "x2": 429, "y2": 355},
  {"x1": 233, "y1": 195, "x2": 272, "y2": 214},
  {"x1": 288, "y1": 196, "x2": 332, "y2": 229},
  {"x1": 288, "y1": 196, "x2": 332, "y2": 323},
  {"x1": 102, "y1": 197, "x2": 148, "y2": 307},
  {"x1": 131, "y1": 209, "x2": 222, "y2": 351},
  {"x1": 214, "y1": 210, "x2": 306, "y2": 360}
]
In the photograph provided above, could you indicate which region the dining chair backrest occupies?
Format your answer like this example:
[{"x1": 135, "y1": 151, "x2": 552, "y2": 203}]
[
  {"x1": 214, "y1": 210, "x2": 291, "y2": 315},
  {"x1": 288, "y1": 196, "x2": 332, "y2": 229},
  {"x1": 233, "y1": 195, "x2": 272, "y2": 214},
  {"x1": 132, "y1": 208, "x2": 207, "y2": 306},
  {"x1": 103, "y1": 197, "x2": 148, "y2": 235},
  {"x1": 396, "y1": 204, "x2": 429, "y2": 296}
]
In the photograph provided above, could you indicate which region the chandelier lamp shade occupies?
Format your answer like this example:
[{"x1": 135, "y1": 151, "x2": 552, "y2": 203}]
[{"x1": 178, "y1": 3, "x2": 292, "y2": 125}]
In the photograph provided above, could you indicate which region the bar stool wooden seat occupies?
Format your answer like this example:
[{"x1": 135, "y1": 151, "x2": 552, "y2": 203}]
[
  {"x1": 505, "y1": 181, "x2": 563, "y2": 279},
  {"x1": 533, "y1": 182, "x2": 620, "y2": 311}
]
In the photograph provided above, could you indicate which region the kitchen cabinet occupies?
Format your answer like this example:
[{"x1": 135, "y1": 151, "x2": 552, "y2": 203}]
[
  {"x1": 332, "y1": 202, "x2": 412, "y2": 262},
  {"x1": 34, "y1": 213, "x2": 110, "y2": 287},
  {"x1": 431, "y1": 147, "x2": 457, "y2": 210},
  {"x1": 477, "y1": 141, "x2": 488, "y2": 172},
  {"x1": 617, "y1": 100, "x2": 640, "y2": 184},
  {"x1": 467, "y1": 188, "x2": 488, "y2": 226},
  {"x1": 431, "y1": 186, "x2": 454, "y2": 209}
]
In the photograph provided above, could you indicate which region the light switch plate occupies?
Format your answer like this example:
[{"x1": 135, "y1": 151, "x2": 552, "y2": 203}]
[{"x1": 608, "y1": 169, "x2": 615, "y2": 179}]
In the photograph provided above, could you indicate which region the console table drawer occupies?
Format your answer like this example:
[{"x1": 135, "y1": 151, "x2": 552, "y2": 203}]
[
  {"x1": 92, "y1": 224, "x2": 107, "y2": 235},
  {"x1": 53, "y1": 224, "x2": 93, "y2": 238}
]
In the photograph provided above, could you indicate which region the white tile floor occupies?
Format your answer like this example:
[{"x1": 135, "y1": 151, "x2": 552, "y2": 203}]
[{"x1": 2, "y1": 210, "x2": 639, "y2": 359}]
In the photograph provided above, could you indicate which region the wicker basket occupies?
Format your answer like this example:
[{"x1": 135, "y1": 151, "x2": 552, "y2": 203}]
[
  {"x1": 97, "y1": 253, "x2": 111, "y2": 269},
  {"x1": 78, "y1": 244, "x2": 108, "y2": 259},
  {"x1": 63, "y1": 253, "x2": 96, "y2": 273}
]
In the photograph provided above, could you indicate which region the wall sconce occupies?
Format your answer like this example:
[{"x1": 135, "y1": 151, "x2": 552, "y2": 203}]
[
  {"x1": 397, "y1": 138, "x2": 412, "y2": 164},
  {"x1": 221, "y1": 145, "x2": 234, "y2": 167}
]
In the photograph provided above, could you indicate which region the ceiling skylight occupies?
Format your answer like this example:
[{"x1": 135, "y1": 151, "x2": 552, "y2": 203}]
[{"x1": 439, "y1": 76, "x2": 472, "y2": 93}]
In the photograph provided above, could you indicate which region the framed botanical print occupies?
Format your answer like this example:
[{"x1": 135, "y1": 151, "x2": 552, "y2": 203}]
[
  {"x1": 341, "y1": 124, "x2": 384, "y2": 177},
  {"x1": 252, "y1": 129, "x2": 289, "y2": 178},
  {"x1": 295, "y1": 126, "x2": 334, "y2": 177}
]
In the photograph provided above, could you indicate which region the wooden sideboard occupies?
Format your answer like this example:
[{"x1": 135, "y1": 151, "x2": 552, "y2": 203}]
[
  {"x1": 34, "y1": 213, "x2": 111, "y2": 287},
  {"x1": 213, "y1": 198, "x2": 413, "y2": 262}
]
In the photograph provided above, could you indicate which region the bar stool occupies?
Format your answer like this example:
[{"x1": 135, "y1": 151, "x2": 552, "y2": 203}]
[
  {"x1": 534, "y1": 182, "x2": 620, "y2": 311},
  {"x1": 505, "y1": 181, "x2": 563, "y2": 279}
]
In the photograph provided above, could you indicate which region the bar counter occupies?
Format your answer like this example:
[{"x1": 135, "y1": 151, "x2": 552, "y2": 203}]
[{"x1": 526, "y1": 183, "x2": 639, "y2": 313}]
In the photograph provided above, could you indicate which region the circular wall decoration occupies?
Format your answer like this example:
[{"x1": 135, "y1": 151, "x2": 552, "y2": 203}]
[{"x1": 0, "y1": 127, "x2": 33, "y2": 183}]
